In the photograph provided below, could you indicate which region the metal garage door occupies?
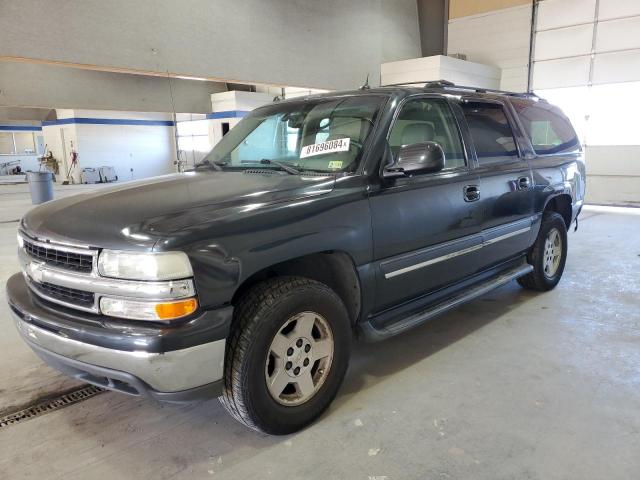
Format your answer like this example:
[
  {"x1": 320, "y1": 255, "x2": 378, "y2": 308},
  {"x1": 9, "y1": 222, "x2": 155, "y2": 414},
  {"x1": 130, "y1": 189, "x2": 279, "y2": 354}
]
[
  {"x1": 532, "y1": 0, "x2": 640, "y2": 90},
  {"x1": 530, "y1": 0, "x2": 640, "y2": 206}
]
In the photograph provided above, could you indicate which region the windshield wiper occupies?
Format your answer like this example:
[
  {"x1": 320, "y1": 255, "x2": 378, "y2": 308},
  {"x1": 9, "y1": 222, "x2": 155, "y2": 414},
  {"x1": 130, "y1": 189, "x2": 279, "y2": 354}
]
[
  {"x1": 259, "y1": 159, "x2": 300, "y2": 175},
  {"x1": 300, "y1": 168, "x2": 341, "y2": 175},
  {"x1": 194, "y1": 159, "x2": 226, "y2": 171}
]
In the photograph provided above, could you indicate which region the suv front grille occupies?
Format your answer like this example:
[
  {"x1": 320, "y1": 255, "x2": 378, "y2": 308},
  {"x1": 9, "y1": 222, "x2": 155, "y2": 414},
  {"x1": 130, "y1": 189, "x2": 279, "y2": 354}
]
[
  {"x1": 33, "y1": 281, "x2": 95, "y2": 308},
  {"x1": 23, "y1": 239, "x2": 93, "y2": 273}
]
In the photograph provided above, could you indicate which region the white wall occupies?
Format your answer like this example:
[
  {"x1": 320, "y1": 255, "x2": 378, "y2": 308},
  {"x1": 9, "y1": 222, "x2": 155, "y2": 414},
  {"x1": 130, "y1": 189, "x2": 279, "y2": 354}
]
[
  {"x1": 42, "y1": 123, "x2": 79, "y2": 181},
  {"x1": 0, "y1": 154, "x2": 39, "y2": 172},
  {"x1": 585, "y1": 146, "x2": 640, "y2": 206},
  {"x1": 75, "y1": 110, "x2": 176, "y2": 182},
  {"x1": 208, "y1": 118, "x2": 242, "y2": 148},
  {"x1": 447, "y1": 4, "x2": 532, "y2": 91},
  {"x1": 175, "y1": 114, "x2": 211, "y2": 169},
  {"x1": 43, "y1": 109, "x2": 176, "y2": 183},
  {"x1": 75, "y1": 123, "x2": 176, "y2": 182},
  {"x1": 0, "y1": 127, "x2": 42, "y2": 172}
]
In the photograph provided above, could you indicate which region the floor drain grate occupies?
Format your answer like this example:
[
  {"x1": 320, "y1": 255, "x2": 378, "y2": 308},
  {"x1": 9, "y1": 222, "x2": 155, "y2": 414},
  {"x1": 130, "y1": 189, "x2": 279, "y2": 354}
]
[{"x1": 0, "y1": 385, "x2": 104, "y2": 429}]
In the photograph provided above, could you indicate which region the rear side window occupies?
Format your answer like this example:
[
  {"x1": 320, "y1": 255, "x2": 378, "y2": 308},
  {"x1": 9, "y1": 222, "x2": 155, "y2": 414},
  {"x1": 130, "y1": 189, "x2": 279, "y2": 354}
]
[
  {"x1": 510, "y1": 98, "x2": 579, "y2": 155},
  {"x1": 460, "y1": 101, "x2": 518, "y2": 164}
]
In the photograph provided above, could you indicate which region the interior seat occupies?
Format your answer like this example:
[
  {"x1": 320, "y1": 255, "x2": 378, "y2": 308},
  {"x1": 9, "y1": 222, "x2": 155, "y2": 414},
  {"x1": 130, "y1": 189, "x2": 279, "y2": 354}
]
[{"x1": 401, "y1": 123, "x2": 435, "y2": 146}]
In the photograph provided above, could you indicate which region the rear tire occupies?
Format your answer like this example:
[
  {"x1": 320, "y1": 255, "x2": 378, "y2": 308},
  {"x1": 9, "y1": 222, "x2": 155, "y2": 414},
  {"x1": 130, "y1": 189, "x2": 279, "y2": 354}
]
[
  {"x1": 220, "y1": 276, "x2": 351, "y2": 435},
  {"x1": 518, "y1": 211, "x2": 568, "y2": 291}
]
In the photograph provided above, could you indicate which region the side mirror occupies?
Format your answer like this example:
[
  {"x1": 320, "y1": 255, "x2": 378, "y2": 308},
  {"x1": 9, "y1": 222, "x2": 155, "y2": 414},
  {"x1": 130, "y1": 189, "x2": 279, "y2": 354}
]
[{"x1": 383, "y1": 141, "x2": 445, "y2": 178}]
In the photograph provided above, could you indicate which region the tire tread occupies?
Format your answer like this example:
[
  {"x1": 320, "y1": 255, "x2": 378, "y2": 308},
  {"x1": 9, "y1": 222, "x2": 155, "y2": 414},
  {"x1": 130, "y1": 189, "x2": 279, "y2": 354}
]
[
  {"x1": 517, "y1": 211, "x2": 567, "y2": 291},
  {"x1": 220, "y1": 276, "x2": 346, "y2": 433}
]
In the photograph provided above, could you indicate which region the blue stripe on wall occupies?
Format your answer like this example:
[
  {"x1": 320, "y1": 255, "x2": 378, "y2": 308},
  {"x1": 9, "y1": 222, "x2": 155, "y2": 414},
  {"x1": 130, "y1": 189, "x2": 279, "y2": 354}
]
[
  {"x1": 10, "y1": 112, "x2": 247, "y2": 129},
  {"x1": 0, "y1": 125, "x2": 42, "y2": 131},
  {"x1": 206, "y1": 110, "x2": 250, "y2": 119},
  {"x1": 42, "y1": 118, "x2": 175, "y2": 127}
]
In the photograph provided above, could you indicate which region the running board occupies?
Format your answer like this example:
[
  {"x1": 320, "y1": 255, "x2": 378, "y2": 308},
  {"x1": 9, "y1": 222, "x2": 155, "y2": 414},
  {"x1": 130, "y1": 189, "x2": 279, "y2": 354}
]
[{"x1": 359, "y1": 263, "x2": 533, "y2": 342}]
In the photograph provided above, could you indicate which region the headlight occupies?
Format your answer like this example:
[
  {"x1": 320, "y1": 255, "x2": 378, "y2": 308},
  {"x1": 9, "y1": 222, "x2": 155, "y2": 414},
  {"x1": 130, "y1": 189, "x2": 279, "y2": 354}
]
[
  {"x1": 100, "y1": 296, "x2": 198, "y2": 321},
  {"x1": 17, "y1": 232, "x2": 24, "y2": 248},
  {"x1": 98, "y1": 250, "x2": 193, "y2": 281}
]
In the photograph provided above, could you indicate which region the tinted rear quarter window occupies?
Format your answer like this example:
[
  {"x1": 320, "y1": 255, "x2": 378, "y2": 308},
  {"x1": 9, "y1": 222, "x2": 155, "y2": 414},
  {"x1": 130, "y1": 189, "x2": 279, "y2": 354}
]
[
  {"x1": 510, "y1": 98, "x2": 579, "y2": 155},
  {"x1": 460, "y1": 101, "x2": 519, "y2": 164}
]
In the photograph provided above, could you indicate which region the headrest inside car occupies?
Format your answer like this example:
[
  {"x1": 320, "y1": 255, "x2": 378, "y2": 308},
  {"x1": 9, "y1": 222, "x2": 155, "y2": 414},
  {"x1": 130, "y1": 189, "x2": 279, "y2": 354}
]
[{"x1": 401, "y1": 123, "x2": 435, "y2": 146}]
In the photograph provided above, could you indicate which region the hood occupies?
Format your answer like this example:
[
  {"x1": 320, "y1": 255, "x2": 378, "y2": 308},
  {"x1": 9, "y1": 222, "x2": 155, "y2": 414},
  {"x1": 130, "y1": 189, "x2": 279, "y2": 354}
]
[{"x1": 22, "y1": 171, "x2": 335, "y2": 250}]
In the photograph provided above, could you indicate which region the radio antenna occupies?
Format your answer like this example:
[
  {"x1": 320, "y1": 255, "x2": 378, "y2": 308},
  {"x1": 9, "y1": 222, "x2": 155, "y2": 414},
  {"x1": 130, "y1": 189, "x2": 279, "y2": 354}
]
[
  {"x1": 166, "y1": 70, "x2": 183, "y2": 171},
  {"x1": 359, "y1": 73, "x2": 370, "y2": 90}
]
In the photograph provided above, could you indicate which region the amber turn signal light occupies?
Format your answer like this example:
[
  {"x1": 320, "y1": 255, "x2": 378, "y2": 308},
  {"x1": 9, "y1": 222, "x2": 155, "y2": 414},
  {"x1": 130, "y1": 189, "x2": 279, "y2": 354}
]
[{"x1": 155, "y1": 298, "x2": 198, "y2": 320}]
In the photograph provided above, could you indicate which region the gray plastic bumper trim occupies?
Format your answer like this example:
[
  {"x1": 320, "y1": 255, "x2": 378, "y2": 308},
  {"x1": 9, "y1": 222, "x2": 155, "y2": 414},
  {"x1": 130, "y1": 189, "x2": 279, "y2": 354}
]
[{"x1": 13, "y1": 313, "x2": 225, "y2": 393}]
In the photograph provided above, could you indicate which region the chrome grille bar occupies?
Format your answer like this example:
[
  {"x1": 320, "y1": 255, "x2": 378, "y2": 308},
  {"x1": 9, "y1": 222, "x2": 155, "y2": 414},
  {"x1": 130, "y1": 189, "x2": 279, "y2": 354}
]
[
  {"x1": 19, "y1": 231, "x2": 98, "y2": 274},
  {"x1": 18, "y1": 232, "x2": 196, "y2": 314},
  {"x1": 23, "y1": 239, "x2": 94, "y2": 273}
]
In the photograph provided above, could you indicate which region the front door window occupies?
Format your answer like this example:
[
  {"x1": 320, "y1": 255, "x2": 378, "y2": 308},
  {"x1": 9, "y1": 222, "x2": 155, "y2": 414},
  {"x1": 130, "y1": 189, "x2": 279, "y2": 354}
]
[{"x1": 388, "y1": 98, "x2": 466, "y2": 170}]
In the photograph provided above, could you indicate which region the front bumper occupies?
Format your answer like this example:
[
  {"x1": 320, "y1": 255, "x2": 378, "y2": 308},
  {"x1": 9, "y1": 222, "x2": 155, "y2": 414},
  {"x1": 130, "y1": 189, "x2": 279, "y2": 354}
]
[{"x1": 7, "y1": 273, "x2": 233, "y2": 402}]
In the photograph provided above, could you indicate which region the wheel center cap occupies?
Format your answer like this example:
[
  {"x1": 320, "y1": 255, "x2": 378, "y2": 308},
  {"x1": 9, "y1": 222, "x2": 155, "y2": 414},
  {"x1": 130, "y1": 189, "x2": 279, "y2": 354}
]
[
  {"x1": 293, "y1": 350, "x2": 304, "y2": 363},
  {"x1": 285, "y1": 337, "x2": 312, "y2": 377}
]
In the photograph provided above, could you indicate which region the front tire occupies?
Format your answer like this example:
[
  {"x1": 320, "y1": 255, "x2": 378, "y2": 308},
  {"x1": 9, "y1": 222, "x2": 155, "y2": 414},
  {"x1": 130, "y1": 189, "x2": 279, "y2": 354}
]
[
  {"x1": 518, "y1": 211, "x2": 568, "y2": 291},
  {"x1": 220, "y1": 277, "x2": 351, "y2": 435}
]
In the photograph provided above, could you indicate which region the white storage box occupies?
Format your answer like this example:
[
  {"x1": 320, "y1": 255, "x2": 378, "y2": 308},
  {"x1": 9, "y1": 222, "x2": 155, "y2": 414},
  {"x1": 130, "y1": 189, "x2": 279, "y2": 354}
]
[
  {"x1": 98, "y1": 166, "x2": 117, "y2": 183},
  {"x1": 81, "y1": 168, "x2": 101, "y2": 184}
]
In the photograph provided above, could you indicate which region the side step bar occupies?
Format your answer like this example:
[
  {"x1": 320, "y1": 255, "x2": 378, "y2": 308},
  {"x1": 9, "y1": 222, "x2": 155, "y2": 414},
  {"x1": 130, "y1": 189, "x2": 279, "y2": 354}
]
[{"x1": 359, "y1": 263, "x2": 533, "y2": 342}]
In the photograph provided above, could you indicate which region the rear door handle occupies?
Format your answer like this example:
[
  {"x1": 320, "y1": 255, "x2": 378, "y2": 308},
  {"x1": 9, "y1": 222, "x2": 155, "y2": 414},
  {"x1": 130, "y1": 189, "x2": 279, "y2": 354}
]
[
  {"x1": 463, "y1": 184, "x2": 480, "y2": 202},
  {"x1": 517, "y1": 176, "x2": 531, "y2": 190}
]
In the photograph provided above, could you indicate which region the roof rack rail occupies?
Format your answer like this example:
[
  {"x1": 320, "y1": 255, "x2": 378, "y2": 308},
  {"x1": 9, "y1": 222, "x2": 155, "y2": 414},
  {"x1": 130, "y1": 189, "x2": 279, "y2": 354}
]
[
  {"x1": 381, "y1": 79, "x2": 538, "y2": 99},
  {"x1": 428, "y1": 80, "x2": 539, "y2": 98},
  {"x1": 424, "y1": 80, "x2": 455, "y2": 88}
]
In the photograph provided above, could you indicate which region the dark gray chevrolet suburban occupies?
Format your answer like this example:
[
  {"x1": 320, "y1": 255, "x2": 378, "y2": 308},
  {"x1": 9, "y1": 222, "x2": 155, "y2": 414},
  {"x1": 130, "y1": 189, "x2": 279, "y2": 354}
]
[{"x1": 7, "y1": 81, "x2": 585, "y2": 434}]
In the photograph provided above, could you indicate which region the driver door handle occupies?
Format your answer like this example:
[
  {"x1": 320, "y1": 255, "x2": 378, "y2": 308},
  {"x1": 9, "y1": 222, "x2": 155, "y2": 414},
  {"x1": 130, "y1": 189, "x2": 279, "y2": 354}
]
[{"x1": 464, "y1": 184, "x2": 480, "y2": 202}]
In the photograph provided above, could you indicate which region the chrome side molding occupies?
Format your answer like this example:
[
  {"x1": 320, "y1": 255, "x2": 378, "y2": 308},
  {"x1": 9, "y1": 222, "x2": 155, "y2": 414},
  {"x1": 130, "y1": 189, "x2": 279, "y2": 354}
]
[{"x1": 384, "y1": 219, "x2": 533, "y2": 279}]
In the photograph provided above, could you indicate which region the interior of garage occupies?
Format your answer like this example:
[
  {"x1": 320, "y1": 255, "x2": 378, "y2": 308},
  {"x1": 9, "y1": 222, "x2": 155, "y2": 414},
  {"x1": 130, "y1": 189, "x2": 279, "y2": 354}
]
[{"x1": 1, "y1": 0, "x2": 638, "y2": 478}]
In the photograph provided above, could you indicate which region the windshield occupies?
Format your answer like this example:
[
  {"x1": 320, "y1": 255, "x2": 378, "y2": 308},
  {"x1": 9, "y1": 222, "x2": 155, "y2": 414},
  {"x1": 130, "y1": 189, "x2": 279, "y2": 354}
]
[{"x1": 198, "y1": 95, "x2": 385, "y2": 173}]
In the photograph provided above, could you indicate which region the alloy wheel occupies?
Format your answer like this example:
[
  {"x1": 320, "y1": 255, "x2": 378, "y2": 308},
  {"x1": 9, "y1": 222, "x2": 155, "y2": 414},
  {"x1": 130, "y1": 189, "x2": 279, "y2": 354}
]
[
  {"x1": 265, "y1": 311, "x2": 334, "y2": 406},
  {"x1": 543, "y1": 227, "x2": 562, "y2": 278}
]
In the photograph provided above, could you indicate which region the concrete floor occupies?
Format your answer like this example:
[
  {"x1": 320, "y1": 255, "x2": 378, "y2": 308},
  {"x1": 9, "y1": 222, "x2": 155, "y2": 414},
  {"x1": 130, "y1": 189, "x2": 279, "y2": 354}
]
[
  {"x1": 0, "y1": 183, "x2": 110, "y2": 414},
  {"x1": 0, "y1": 184, "x2": 638, "y2": 479}
]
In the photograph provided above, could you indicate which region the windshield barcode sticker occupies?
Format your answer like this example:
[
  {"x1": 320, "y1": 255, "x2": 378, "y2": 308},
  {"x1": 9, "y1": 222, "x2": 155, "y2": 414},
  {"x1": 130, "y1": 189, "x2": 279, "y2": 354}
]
[{"x1": 300, "y1": 138, "x2": 350, "y2": 158}]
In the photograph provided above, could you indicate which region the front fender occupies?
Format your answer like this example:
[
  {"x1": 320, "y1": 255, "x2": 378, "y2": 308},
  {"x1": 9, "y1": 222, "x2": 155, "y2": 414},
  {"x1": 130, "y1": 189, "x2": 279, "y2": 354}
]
[{"x1": 181, "y1": 182, "x2": 372, "y2": 309}]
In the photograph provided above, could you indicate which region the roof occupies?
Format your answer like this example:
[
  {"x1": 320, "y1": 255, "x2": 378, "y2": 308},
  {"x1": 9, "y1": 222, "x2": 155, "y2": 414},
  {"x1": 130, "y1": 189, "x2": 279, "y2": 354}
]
[
  {"x1": 269, "y1": 80, "x2": 542, "y2": 106},
  {"x1": 384, "y1": 80, "x2": 540, "y2": 100}
]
